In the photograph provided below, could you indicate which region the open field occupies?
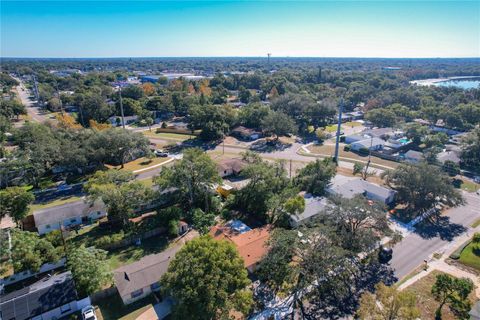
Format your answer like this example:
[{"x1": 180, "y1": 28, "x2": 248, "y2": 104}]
[
  {"x1": 106, "y1": 157, "x2": 171, "y2": 172},
  {"x1": 404, "y1": 271, "x2": 477, "y2": 320}
]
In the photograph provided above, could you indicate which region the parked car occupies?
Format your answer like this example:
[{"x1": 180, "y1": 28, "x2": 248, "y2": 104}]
[
  {"x1": 81, "y1": 306, "x2": 97, "y2": 320},
  {"x1": 378, "y1": 246, "x2": 393, "y2": 263},
  {"x1": 154, "y1": 149, "x2": 168, "y2": 157}
]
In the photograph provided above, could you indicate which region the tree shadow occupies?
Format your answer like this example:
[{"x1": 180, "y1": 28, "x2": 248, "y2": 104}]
[
  {"x1": 414, "y1": 215, "x2": 466, "y2": 241},
  {"x1": 249, "y1": 140, "x2": 292, "y2": 153}
]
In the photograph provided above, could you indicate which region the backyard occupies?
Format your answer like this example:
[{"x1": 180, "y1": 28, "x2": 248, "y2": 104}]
[
  {"x1": 66, "y1": 221, "x2": 169, "y2": 271},
  {"x1": 95, "y1": 293, "x2": 157, "y2": 320}
]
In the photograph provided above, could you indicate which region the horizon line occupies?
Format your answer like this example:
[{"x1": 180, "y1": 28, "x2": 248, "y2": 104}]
[{"x1": 2, "y1": 56, "x2": 480, "y2": 60}]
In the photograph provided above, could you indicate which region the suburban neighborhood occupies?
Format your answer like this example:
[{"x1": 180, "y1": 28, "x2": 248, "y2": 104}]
[{"x1": 1, "y1": 2, "x2": 480, "y2": 319}]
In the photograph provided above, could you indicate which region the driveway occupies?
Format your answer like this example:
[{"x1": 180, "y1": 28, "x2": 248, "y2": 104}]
[{"x1": 390, "y1": 192, "x2": 480, "y2": 279}]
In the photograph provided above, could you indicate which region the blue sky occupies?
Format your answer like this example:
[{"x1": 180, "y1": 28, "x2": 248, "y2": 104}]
[{"x1": 1, "y1": 1, "x2": 479, "y2": 58}]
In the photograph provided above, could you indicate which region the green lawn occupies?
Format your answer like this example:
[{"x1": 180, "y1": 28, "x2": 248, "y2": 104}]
[
  {"x1": 139, "y1": 177, "x2": 155, "y2": 188},
  {"x1": 324, "y1": 124, "x2": 338, "y2": 133},
  {"x1": 29, "y1": 195, "x2": 82, "y2": 213},
  {"x1": 471, "y1": 219, "x2": 480, "y2": 228},
  {"x1": 106, "y1": 235, "x2": 168, "y2": 270},
  {"x1": 96, "y1": 293, "x2": 156, "y2": 320},
  {"x1": 460, "y1": 180, "x2": 480, "y2": 192},
  {"x1": 459, "y1": 241, "x2": 480, "y2": 271},
  {"x1": 143, "y1": 131, "x2": 194, "y2": 141}
]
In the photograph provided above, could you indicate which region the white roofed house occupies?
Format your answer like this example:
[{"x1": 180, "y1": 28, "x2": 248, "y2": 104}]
[
  {"x1": 327, "y1": 175, "x2": 396, "y2": 205},
  {"x1": 33, "y1": 199, "x2": 106, "y2": 235},
  {"x1": 350, "y1": 137, "x2": 385, "y2": 152}
]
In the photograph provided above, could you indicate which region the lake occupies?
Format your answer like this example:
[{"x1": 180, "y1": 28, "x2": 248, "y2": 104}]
[{"x1": 434, "y1": 77, "x2": 480, "y2": 89}]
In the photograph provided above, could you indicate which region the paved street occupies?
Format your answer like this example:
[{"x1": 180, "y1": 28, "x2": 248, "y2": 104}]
[
  {"x1": 14, "y1": 78, "x2": 54, "y2": 123},
  {"x1": 391, "y1": 191, "x2": 480, "y2": 279}
]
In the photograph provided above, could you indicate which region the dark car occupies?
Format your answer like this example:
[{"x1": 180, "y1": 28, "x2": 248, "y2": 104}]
[{"x1": 378, "y1": 246, "x2": 393, "y2": 263}]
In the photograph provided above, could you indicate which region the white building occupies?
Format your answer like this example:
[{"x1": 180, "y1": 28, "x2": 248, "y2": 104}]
[
  {"x1": 33, "y1": 200, "x2": 106, "y2": 235},
  {"x1": 327, "y1": 175, "x2": 396, "y2": 205},
  {"x1": 350, "y1": 137, "x2": 385, "y2": 152}
]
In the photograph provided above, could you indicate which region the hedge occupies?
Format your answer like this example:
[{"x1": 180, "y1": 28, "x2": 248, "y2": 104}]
[{"x1": 449, "y1": 239, "x2": 472, "y2": 260}]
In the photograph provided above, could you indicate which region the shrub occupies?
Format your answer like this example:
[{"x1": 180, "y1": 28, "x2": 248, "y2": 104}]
[
  {"x1": 450, "y1": 239, "x2": 472, "y2": 260},
  {"x1": 168, "y1": 219, "x2": 179, "y2": 238}
]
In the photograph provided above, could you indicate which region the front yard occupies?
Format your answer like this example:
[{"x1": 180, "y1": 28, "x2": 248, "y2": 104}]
[
  {"x1": 306, "y1": 143, "x2": 400, "y2": 169},
  {"x1": 106, "y1": 156, "x2": 171, "y2": 172},
  {"x1": 459, "y1": 241, "x2": 480, "y2": 271},
  {"x1": 404, "y1": 271, "x2": 477, "y2": 320}
]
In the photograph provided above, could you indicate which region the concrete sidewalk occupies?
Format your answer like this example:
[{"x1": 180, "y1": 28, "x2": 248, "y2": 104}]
[{"x1": 398, "y1": 225, "x2": 480, "y2": 297}]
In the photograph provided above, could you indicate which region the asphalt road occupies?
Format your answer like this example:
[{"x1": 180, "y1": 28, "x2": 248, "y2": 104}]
[
  {"x1": 15, "y1": 78, "x2": 54, "y2": 123},
  {"x1": 390, "y1": 191, "x2": 480, "y2": 279}
]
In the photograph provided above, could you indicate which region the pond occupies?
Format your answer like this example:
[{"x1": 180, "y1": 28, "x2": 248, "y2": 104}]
[{"x1": 410, "y1": 76, "x2": 480, "y2": 89}]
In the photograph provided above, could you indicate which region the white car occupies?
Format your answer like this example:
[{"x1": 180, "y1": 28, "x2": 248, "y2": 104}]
[{"x1": 81, "y1": 306, "x2": 97, "y2": 320}]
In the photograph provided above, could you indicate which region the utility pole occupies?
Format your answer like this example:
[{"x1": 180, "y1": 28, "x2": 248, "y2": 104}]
[
  {"x1": 119, "y1": 86, "x2": 126, "y2": 129},
  {"x1": 363, "y1": 135, "x2": 373, "y2": 180},
  {"x1": 333, "y1": 98, "x2": 344, "y2": 164},
  {"x1": 54, "y1": 81, "x2": 64, "y2": 115},
  {"x1": 289, "y1": 159, "x2": 292, "y2": 179}
]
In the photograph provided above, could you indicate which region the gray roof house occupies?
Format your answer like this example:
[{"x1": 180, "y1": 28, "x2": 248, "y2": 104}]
[
  {"x1": 327, "y1": 175, "x2": 396, "y2": 205},
  {"x1": 289, "y1": 195, "x2": 329, "y2": 228},
  {"x1": 404, "y1": 150, "x2": 423, "y2": 164},
  {"x1": 114, "y1": 245, "x2": 182, "y2": 305},
  {"x1": 33, "y1": 199, "x2": 106, "y2": 235},
  {"x1": 437, "y1": 150, "x2": 461, "y2": 164},
  {"x1": 0, "y1": 272, "x2": 91, "y2": 320}
]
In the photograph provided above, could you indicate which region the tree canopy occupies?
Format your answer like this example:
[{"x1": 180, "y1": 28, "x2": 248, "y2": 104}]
[{"x1": 161, "y1": 236, "x2": 253, "y2": 319}]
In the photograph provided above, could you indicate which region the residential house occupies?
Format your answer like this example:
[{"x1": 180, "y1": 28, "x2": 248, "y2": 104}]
[
  {"x1": 113, "y1": 245, "x2": 182, "y2": 305},
  {"x1": 231, "y1": 126, "x2": 262, "y2": 141},
  {"x1": 437, "y1": 150, "x2": 461, "y2": 164},
  {"x1": 404, "y1": 150, "x2": 423, "y2": 164},
  {"x1": 0, "y1": 272, "x2": 91, "y2": 320},
  {"x1": 289, "y1": 194, "x2": 329, "y2": 228},
  {"x1": 210, "y1": 221, "x2": 270, "y2": 273},
  {"x1": 33, "y1": 200, "x2": 106, "y2": 235},
  {"x1": 350, "y1": 137, "x2": 385, "y2": 152},
  {"x1": 217, "y1": 158, "x2": 247, "y2": 178},
  {"x1": 344, "y1": 134, "x2": 367, "y2": 144},
  {"x1": 327, "y1": 175, "x2": 396, "y2": 205}
]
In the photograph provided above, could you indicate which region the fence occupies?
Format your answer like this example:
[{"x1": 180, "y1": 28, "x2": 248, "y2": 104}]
[
  {"x1": 102, "y1": 227, "x2": 166, "y2": 250},
  {"x1": 90, "y1": 286, "x2": 118, "y2": 304}
]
